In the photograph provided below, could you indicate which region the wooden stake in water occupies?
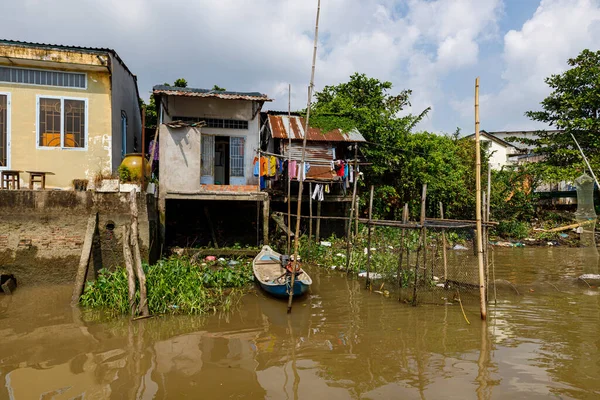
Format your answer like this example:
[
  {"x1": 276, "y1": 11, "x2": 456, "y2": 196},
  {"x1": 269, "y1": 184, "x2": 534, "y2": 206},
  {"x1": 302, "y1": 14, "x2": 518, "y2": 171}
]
[
  {"x1": 346, "y1": 144, "x2": 359, "y2": 272},
  {"x1": 413, "y1": 184, "x2": 427, "y2": 306},
  {"x1": 287, "y1": 84, "x2": 292, "y2": 255},
  {"x1": 289, "y1": 0, "x2": 320, "y2": 314},
  {"x1": 365, "y1": 185, "x2": 374, "y2": 290},
  {"x1": 439, "y1": 202, "x2": 448, "y2": 283},
  {"x1": 397, "y1": 203, "x2": 408, "y2": 294},
  {"x1": 475, "y1": 77, "x2": 487, "y2": 320}
]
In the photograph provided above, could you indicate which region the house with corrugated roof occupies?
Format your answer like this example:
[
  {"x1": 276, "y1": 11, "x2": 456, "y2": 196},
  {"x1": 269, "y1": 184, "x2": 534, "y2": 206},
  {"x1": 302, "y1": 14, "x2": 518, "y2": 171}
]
[
  {"x1": 0, "y1": 39, "x2": 141, "y2": 189},
  {"x1": 152, "y1": 85, "x2": 273, "y2": 246}
]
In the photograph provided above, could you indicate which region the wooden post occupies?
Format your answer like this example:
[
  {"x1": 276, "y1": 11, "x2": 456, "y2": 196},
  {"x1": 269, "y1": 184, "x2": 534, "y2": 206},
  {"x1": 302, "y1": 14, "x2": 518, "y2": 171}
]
[
  {"x1": 290, "y1": 0, "x2": 320, "y2": 314},
  {"x1": 122, "y1": 225, "x2": 137, "y2": 316},
  {"x1": 413, "y1": 184, "x2": 427, "y2": 306},
  {"x1": 439, "y1": 202, "x2": 448, "y2": 283},
  {"x1": 475, "y1": 77, "x2": 487, "y2": 320},
  {"x1": 315, "y1": 201, "x2": 322, "y2": 242},
  {"x1": 130, "y1": 190, "x2": 150, "y2": 317},
  {"x1": 353, "y1": 144, "x2": 359, "y2": 237},
  {"x1": 204, "y1": 205, "x2": 219, "y2": 248},
  {"x1": 482, "y1": 192, "x2": 488, "y2": 303},
  {"x1": 309, "y1": 182, "x2": 313, "y2": 247},
  {"x1": 486, "y1": 164, "x2": 491, "y2": 303},
  {"x1": 287, "y1": 84, "x2": 292, "y2": 255},
  {"x1": 421, "y1": 184, "x2": 427, "y2": 281},
  {"x1": 71, "y1": 213, "x2": 98, "y2": 305},
  {"x1": 365, "y1": 185, "x2": 374, "y2": 289},
  {"x1": 141, "y1": 105, "x2": 146, "y2": 191},
  {"x1": 346, "y1": 153, "x2": 360, "y2": 272},
  {"x1": 397, "y1": 203, "x2": 408, "y2": 294},
  {"x1": 263, "y1": 198, "x2": 270, "y2": 245}
]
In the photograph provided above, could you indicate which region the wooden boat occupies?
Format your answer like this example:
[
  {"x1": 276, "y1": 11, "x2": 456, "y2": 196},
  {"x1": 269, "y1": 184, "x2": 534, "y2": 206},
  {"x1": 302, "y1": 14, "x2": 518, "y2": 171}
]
[{"x1": 253, "y1": 246, "x2": 312, "y2": 297}]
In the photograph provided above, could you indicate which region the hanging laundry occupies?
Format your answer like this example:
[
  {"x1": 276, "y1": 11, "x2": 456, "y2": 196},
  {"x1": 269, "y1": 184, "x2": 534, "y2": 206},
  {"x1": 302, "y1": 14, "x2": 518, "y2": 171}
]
[
  {"x1": 349, "y1": 166, "x2": 354, "y2": 183},
  {"x1": 253, "y1": 157, "x2": 260, "y2": 177},
  {"x1": 289, "y1": 160, "x2": 297, "y2": 179},
  {"x1": 260, "y1": 176, "x2": 266, "y2": 190},
  {"x1": 269, "y1": 156, "x2": 277, "y2": 177},
  {"x1": 260, "y1": 157, "x2": 268, "y2": 177},
  {"x1": 325, "y1": 184, "x2": 330, "y2": 194},
  {"x1": 343, "y1": 163, "x2": 349, "y2": 179},
  {"x1": 336, "y1": 160, "x2": 345, "y2": 177},
  {"x1": 312, "y1": 184, "x2": 324, "y2": 201}
]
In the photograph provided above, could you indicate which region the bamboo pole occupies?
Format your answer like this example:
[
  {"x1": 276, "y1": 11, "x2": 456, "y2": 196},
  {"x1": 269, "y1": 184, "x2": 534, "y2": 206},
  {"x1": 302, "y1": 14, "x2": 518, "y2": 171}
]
[
  {"x1": 570, "y1": 132, "x2": 600, "y2": 190},
  {"x1": 397, "y1": 203, "x2": 408, "y2": 295},
  {"x1": 287, "y1": 84, "x2": 292, "y2": 255},
  {"x1": 365, "y1": 185, "x2": 374, "y2": 289},
  {"x1": 353, "y1": 144, "x2": 359, "y2": 237},
  {"x1": 290, "y1": 0, "x2": 320, "y2": 314},
  {"x1": 130, "y1": 190, "x2": 150, "y2": 317},
  {"x1": 421, "y1": 184, "x2": 428, "y2": 281},
  {"x1": 122, "y1": 225, "x2": 137, "y2": 316},
  {"x1": 475, "y1": 77, "x2": 487, "y2": 320},
  {"x1": 413, "y1": 184, "x2": 427, "y2": 306},
  {"x1": 309, "y1": 182, "x2": 313, "y2": 248},
  {"x1": 71, "y1": 213, "x2": 98, "y2": 305},
  {"x1": 315, "y1": 201, "x2": 322, "y2": 242},
  {"x1": 141, "y1": 105, "x2": 146, "y2": 191},
  {"x1": 439, "y1": 202, "x2": 448, "y2": 283},
  {"x1": 346, "y1": 150, "x2": 360, "y2": 272}
]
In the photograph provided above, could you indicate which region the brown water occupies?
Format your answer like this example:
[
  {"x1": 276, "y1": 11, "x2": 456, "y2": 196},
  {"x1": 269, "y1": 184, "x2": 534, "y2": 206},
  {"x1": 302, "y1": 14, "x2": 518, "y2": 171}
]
[{"x1": 1, "y1": 248, "x2": 599, "y2": 399}]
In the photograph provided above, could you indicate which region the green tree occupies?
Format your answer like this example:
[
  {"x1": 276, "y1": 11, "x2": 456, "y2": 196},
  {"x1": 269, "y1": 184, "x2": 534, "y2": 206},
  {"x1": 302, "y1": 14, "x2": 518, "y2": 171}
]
[
  {"x1": 311, "y1": 73, "x2": 483, "y2": 219},
  {"x1": 140, "y1": 78, "x2": 188, "y2": 129},
  {"x1": 174, "y1": 78, "x2": 188, "y2": 88},
  {"x1": 212, "y1": 85, "x2": 226, "y2": 91},
  {"x1": 524, "y1": 49, "x2": 600, "y2": 181}
]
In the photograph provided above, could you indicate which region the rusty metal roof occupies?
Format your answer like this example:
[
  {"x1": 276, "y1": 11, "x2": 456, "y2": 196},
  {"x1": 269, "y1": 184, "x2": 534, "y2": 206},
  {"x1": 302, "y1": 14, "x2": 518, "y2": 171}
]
[
  {"x1": 267, "y1": 114, "x2": 365, "y2": 142},
  {"x1": 153, "y1": 85, "x2": 272, "y2": 101}
]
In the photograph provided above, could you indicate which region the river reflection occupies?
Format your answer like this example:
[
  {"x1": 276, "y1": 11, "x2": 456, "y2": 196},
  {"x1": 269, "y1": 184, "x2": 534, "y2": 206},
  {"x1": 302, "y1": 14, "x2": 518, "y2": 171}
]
[{"x1": 1, "y1": 247, "x2": 599, "y2": 399}]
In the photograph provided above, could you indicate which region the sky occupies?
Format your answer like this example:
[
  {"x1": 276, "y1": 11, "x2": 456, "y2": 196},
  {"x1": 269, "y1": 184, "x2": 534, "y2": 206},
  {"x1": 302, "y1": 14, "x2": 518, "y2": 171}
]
[{"x1": 2, "y1": 0, "x2": 600, "y2": 134}]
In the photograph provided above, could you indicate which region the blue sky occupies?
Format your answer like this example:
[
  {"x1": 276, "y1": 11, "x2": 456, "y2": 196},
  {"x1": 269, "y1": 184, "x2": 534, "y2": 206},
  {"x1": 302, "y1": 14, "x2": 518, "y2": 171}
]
[{"x1": 2, "y1": 0, "x2": 600, "y2": 134}]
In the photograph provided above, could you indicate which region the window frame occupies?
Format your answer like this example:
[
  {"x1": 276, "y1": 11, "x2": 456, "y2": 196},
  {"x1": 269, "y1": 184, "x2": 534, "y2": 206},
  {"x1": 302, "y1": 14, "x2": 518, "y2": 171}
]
[
  {"x1": 0, "y1": 91, "x2": 11, "y2": 169},
  {"x1": 0, "y1": 65, "x2": 87, "y2": 90},
  {"x1": 36, "y1": 95, "x2": 89, "y2": 151}
]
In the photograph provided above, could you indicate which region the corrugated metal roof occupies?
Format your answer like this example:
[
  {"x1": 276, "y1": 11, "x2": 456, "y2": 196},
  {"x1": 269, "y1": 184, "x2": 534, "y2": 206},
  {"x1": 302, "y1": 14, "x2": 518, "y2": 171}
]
[
  {"x1": 153, "y1": 85, "x2": 272, "y2": 101},
  {"x1": 267, "y1": 114, "x2": 365, "y2": 142}
]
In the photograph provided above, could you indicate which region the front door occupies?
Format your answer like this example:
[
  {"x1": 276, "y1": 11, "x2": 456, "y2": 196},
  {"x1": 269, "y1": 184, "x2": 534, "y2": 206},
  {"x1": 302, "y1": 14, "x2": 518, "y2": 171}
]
[
  {"x1": 200, "y1": 134, "x2": 215, "y2": 184},
  {"x1": 0, "y1": 93, "x2": 10, "y2": 169},
  {"x1": 229, "y1": 136, "x2": 245, "y2": 185}
]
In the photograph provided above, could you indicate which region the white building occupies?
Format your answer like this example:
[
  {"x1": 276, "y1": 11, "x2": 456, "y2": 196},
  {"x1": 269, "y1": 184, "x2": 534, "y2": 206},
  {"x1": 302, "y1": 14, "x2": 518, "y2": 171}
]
[{"x1": 466, "y1": 130, "x2": 522, "y2": 170}]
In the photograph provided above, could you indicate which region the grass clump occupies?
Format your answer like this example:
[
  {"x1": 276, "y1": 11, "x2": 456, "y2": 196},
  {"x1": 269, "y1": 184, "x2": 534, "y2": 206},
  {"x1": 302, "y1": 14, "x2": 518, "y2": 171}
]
[{"x1": 80, "y1": 257, "x2": 254, "y2": 315}]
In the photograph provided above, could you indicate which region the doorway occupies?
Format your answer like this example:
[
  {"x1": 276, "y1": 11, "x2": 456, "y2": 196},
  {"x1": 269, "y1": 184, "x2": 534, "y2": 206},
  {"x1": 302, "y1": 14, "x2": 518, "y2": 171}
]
[{"x1": 214, "y1": 136, "x2": 230, "y2": 185}]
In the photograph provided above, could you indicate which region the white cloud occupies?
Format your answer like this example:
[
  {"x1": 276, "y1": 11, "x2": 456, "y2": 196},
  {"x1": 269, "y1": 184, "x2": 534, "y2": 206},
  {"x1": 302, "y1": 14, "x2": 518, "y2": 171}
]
[
  {"x1": 0, "y1": 0, "x2": 502, "y2": 131},
  {"x1": 453, "y1": 0, "x2": 600, "y2": 132}
]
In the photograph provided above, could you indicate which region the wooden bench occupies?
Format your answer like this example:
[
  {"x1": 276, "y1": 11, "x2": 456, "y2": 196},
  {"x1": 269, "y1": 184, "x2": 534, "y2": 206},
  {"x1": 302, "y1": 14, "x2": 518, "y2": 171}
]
[
  {"x1": 1, "y1": 170, "x2": 23, "y2": 190},
  {"x1": 26, "y1": 171, "x2": 55, "y2": 190}
]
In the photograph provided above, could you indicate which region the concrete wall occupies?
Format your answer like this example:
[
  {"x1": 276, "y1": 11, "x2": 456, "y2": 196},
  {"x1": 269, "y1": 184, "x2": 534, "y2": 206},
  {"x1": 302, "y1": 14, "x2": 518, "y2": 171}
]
[
  {"x1": 0, "y1": 64, "x2": 113, "y2": 188},
  {"x1": 109, "y1": 54, "x2": 142, "y2": 171},
  {"x1": 482, "y1": 138, "x2": 517, "y2": 170},
  {"x1": 161, "y1": 96, "x2": 260, "y2": 185},
  {"x1": 0, "y1": 191, "x2": 158, "y2": 285},
  {"x1": 159, "y1": 124, "x2": 202, "y2": 194}
]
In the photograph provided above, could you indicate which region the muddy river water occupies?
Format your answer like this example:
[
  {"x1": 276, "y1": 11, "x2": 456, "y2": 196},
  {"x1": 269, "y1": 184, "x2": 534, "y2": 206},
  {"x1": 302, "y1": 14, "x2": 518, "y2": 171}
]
[{"x1": 1, "y1": 248, "x2": 599, "y2": 399}]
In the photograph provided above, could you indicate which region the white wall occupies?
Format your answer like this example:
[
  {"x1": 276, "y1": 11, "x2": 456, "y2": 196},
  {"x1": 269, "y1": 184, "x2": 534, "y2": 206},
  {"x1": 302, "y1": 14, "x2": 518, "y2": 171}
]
[
  {"x1": 161, "y1": 95, "x2": 260, "y2": 185},
  {"x1": 159, "y1": 125, "x2": 202, "y2": 193},
  {"x1": 483, "y1": 138, "x2": 518, "y2": 170},
  {"x1": 109, "y1": 55, "x2": 141, "y2": 172}
]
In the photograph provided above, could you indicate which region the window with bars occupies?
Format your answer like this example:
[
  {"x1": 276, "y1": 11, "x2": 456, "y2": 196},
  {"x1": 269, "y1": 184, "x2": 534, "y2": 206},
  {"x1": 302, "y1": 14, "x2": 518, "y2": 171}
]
[
  {"x1": 230, "y1": 137, "x2": 245, "y2": 177},
  {"x1": 172, "y1": 116, "x2": 248, "y2": 130},
  {"x1": 0, "y1": 66, "x2": 86, "y2": 89},
  {"x1": 38, "y1": 97, "x2": 86, "y2": 149},
  {"x1": 0, "y1": 94, "x2": 7, "y2": 167}
]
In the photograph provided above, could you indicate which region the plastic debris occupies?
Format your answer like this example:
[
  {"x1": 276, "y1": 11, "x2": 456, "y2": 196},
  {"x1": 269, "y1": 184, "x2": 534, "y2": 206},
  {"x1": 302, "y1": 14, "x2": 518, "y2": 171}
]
[
  {"x1": 453, "y1": 244, "x2": 468, "y2": 250},
  {"x1": 436, "y1": 283, "x2": 445, "y2": 288},
  {"x1": 204, "y1": 256, "x2": 216, "y2": 261},
  {"x1": 335, "y1": 253, "x2": 346, "y2": 258},
  {"x1": 218, "y1": 257, "x2": 226, "y2": 262},
  {"x1": 320, "y1": 241, "x2": 332, "y2": 247},
  {"x1": 228, "y1": 260, "x2": 239, "y2": 266},
  {"x1": 559, "y1": 233, "x2": 568, "y2": 238},
  {"x1": 358, "y1": 272, "x2": 383, "y2": 279}
]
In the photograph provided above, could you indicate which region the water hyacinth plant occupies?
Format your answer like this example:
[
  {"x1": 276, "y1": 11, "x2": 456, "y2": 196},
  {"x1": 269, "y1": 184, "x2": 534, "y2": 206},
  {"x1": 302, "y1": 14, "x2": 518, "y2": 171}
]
[{"x1": 80, "y1": 256, "x2": 254, "y2": 315}]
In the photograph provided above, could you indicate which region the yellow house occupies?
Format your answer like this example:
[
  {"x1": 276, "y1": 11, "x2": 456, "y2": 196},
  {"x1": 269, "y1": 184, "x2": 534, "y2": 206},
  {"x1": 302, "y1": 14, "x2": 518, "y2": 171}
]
[{"x1": 0, "y1": 40, "x2": 141, "y2": 188}]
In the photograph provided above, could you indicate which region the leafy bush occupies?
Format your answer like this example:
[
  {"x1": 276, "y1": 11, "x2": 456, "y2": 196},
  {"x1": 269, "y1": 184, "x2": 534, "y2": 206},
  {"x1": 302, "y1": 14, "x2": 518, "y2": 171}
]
[
  {"x1": 118, "y1": 165, "x2": 132, "y2": 182},
  {"x1": 494, "y1": 221, "x2": 530, "y2": 240},
  {"x1": 80, "y1": 257, "x2": 253, "y2": 315}
]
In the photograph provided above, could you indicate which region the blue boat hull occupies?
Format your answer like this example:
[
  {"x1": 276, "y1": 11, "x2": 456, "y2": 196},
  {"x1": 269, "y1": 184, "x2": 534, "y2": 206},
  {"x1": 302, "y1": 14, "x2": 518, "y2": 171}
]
[{"x1": 257, "y1": 279, "x2": 310, "y2": 298}]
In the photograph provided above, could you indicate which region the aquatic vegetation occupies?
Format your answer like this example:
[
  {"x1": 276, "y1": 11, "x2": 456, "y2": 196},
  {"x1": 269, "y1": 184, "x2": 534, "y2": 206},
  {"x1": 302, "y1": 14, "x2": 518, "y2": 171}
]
[{"x1": 80, "y1": 257, "x2": 254, "y2": 315}]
